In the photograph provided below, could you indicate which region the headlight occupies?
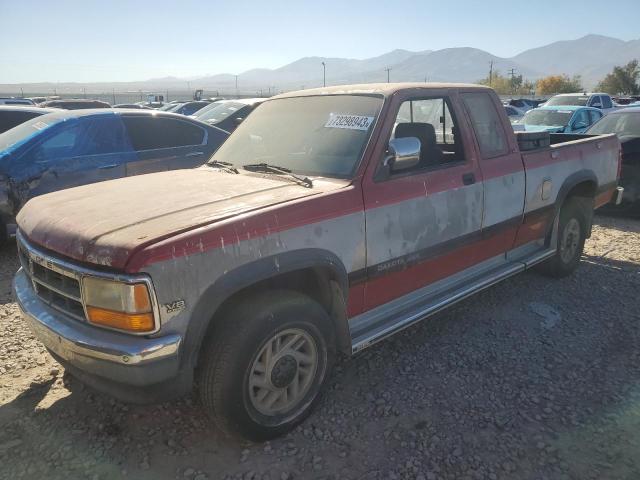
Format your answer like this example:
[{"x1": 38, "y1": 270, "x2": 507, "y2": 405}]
[{"x1": 82, "y1": 277, "x2": 155, "y2": 333}]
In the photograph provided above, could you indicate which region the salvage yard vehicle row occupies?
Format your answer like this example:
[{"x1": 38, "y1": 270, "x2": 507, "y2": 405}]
[{"x1": 12, "y1": 83, "x2": 623, "y2": 440}]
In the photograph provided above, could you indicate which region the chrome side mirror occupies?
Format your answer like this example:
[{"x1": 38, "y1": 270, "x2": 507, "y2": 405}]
[{"x1": 385, "y1": 137, "x2": 421, "y2": 172}]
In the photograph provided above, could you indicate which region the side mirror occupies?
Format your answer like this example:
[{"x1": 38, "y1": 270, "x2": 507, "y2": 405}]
[{"x1": 385, "y1": 137, "x2": 421, "y2": 173}]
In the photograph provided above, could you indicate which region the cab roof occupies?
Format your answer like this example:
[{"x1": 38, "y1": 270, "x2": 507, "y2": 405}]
[
  {"x1": 273, "y1": 82, "x2": 490, "y2": 99},
  {"x1": 535, "y1": 105, "x2": 599, "y2": 112}
]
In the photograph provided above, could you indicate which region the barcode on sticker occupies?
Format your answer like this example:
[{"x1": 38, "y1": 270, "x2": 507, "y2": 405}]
[{"x1": 325, "y1": 114, "x2": 374, "y2": 131}]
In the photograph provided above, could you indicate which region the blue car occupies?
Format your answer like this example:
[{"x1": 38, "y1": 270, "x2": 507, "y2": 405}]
[
  {"x1": 517, "y1": 105, "x2": 604, "y2": 133},
  {"x1": 0, "y1": 109, "x2": 228, "y2": 244}
]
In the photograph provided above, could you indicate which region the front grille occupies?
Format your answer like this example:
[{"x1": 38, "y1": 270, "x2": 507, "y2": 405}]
[{"x1": 18, "y1": 236, "x2": 87, "y2": 322}]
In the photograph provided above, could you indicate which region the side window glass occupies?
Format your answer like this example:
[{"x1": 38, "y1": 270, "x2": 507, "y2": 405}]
[
  {"x1": 31, "y1": 122, "x2": 86, "y2": 160},
  {"x1": 588, "y1": 110, "x2": 602, "y2": 124},
  {"x1": 590, "y1": 96, "x2": 601, "y2": 107},
  {"x1": 390, "y1": 96, "x2": 465, "y2": 171},
  {"x1": 461, "y1": 93, "x2": 508, "y2": 158},
  {"x1": 82, "y1": 117, "x2": 132, "y2": 155},
  {"x1": 123, "y1": 117, "x2": 205, "y2": 151},
  {"x1": 602, "y1": 96, "x2": 613, "y2": 109},
  {"x1": 573, "y1": 110, "x2": 589, "y2": 127}
]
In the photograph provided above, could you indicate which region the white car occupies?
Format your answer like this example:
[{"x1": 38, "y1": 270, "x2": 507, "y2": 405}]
[
  {"x1": 0, "y1": 97, "x2": 34, "y2": 106},
  {"x1": 544, "y1": 92, "x2": 616, "y2": 114}
]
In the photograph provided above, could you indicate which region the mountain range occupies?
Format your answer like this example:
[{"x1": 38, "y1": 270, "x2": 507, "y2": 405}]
[{"x1": 2, "y1": 34, "x2": 639, "y2": 94}]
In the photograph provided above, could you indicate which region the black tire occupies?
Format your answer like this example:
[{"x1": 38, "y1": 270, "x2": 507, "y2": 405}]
[
  {"x1": 197, "y1": 290, "x2": 336, "y2": 441},
  {"x1": 538, "y1": 197, "x2": 588, "y2": 278}
]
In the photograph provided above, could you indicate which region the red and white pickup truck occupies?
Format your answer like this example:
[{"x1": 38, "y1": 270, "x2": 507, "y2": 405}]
[{"x1": 13, "y1": 83, "x2": 623, "y2": 440}]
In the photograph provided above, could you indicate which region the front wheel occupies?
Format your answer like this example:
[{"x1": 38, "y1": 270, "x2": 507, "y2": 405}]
[
  {"x1": 197, "y1": 290, "x2": 335, "y2": 441},
  {"x1": 538, "y1": 197, "x2": 588, "y2": 278}
]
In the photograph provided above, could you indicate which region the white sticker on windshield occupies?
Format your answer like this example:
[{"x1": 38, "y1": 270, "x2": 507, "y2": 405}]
[
  {"x1": 325, "y1": 113, "x2": 374, "y2": 131},
  {"x1": 32, "y1": 121, "x2": 48, "y2": 130}
]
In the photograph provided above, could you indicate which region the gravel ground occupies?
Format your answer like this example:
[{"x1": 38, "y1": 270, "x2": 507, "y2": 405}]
[{"x1": 1, "y1": 213, "x2": 639, "y2": 480}]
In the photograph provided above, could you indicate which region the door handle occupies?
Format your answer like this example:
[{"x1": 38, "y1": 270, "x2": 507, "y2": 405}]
[
  {"x1": 98, "y1": 164, "x2": 118, "y2": 170},
  {"x1": 185, "y1": 151, "x2": 204, "y2": 158},
  {"x1": 462, "y1": 173, "x2": 476, "y2": 185}
]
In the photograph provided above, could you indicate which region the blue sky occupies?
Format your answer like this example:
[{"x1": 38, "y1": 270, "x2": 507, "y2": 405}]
[{"x1": 1, "y1": 0, "x2": 638, "y2": 83}]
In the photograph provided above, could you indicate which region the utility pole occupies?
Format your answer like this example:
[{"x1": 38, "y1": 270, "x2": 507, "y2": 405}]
[
  {"x1": 384, "y1": 67, "x2": 392, "y2": 83},
  {"x1": 20, "y1": 87, "x2": 24, "y2": 97},
  {"x1": 488, "y1": 60, "x2": 494, "y2": 87},
  {"x1": 508, "y1": 68, "x2": 517, "y2": 94},
  {"x1": 235, "y1": 75, "x2": 238, "y2": 95},
  {"x1": 83, "y1": 87, "x2": 86, "y2": 99},
  {"x1": 321, "y1": 62, "x2": 326, "y2": 87},
  {"x1": 112, "y1": 88, "x2": 116, "y2": 105}
]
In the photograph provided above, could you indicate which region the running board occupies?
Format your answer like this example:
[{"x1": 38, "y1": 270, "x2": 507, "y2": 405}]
[{"x1": 350, "y1": 248, "x2": 556, "y2": 353}]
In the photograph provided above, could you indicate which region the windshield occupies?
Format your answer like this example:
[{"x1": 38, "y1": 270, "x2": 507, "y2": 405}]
[
  {"x1": 0, "y1": 115, "x2": 57, "y2": 151},
  {"x1": 523, "y1": 109, "x2": 572, "y2": 126},
  {"x1": 196, "y1": 101, "x2": 248, "y2": 123},
  {"x1": 191, "y1": 101, "x2": 224, "y2": 117},
  {"x1": 211, "y1": 95, "x2": 383, "y2": 178},
  {"x1": 546, "y1": 96, "x2": 588, "y2": 107},
  {"x1": 587, "y1": 112, "x2": 640, "y2": 136}
]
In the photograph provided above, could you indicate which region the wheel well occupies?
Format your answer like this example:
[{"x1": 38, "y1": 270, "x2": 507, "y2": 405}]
[
  {"x1": 198, "y1": 267, "x2": 351, "y2": 366},
  {"x1": 562, "y1": 180, "x2": 597, "y2": 237}
]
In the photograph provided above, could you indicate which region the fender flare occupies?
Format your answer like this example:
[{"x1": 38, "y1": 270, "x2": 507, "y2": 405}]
[
  {"x1": 545, "y1": 169, "x2": 598, "y2": 245},
  {"x1": 181, "y1": 248, "x2": 350, "y2": 368}
]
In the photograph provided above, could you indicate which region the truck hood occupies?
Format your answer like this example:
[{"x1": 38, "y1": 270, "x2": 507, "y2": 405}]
[{"x1": 18, "y1": 167, "x2": 338, "y2": 269}]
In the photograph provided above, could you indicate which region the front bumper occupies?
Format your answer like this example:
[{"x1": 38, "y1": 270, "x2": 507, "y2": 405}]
[{"x1": 13, "y1": 268, "x2": 182, "y2": 388}]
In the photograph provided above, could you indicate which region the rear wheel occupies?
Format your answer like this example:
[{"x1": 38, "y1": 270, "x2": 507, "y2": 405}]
[
  {"x1": 197, "y1": 290, "x2": 335, "y2": 441},
  {"x1": 539, "y1": 198, "x2": 588, "y2": 277}
]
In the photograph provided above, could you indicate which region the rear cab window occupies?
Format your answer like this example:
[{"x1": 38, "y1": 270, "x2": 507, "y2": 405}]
[{"x1": 461, "y1": 92, "x2": 508, "y2": 159}]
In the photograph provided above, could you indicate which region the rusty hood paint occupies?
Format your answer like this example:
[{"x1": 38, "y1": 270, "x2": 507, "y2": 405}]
[{"x1": 17, "y1": 167, "x2": 337, "y2": 268}]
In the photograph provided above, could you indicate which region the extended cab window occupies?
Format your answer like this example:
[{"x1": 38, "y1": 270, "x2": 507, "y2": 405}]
[
  {"x1": 123, "y1": 117, "x2": 204, "y2": 150},
  {"x1": 602, "y1": 96, "x2": 613, "y2": 109},
  {"x1": 461, "y1": 93, "x2": 508, "y2": 158},
  {"x1": 391, "y1": 97, "x2": 465, "y2": 170}
]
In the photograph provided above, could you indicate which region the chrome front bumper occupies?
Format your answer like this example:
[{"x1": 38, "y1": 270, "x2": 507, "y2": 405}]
[{"x1": 13, "y1": 268, "x2": 182, "y2": 387}]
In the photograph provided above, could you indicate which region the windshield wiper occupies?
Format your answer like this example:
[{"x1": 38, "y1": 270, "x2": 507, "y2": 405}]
[
  {"x1": 207, "y1": 159, "x2": 239, "y2": 174},
  {"x1": 242, "y1": 163, "x2": 313, "y2": 188}
]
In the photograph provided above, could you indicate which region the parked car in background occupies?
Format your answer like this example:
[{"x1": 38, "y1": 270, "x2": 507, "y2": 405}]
[
  {"x1": 504, "y1": 105, "x2": 524, "y2": 124},
  {"x1": 27, "y1": 97, "x2": 49, "y2": 105},
  {"x1": 0, "y1": 106, "x2": 60, "y2": 134},
  {"x1": 0, "y1": 109, "x2": 228, "y2": 243},
  {"x1": 12, "y1": 83, "x2": 622, "y2": 440},
  {"x1": 505, "y1": 98, "x2": 540, "y2": 112},
  {"x1": 159, "y1": 102, "x2": 183, "y2": 111},
  {"x1": 40, "y1": 99, "x2": 111, "y2": 110},
  {"x1": 517, "y1": 106, "x2": 603, "y2": 133},
  {"x1": 112, "y1": 103, "x2": 153, "y2": 109},
  {"x1": 544, "y1": 92, "x2": 616, "y2": 113},
  {"x1": 192, "y1": 98, "x2": 266, "y2": 133},
  {"x1": 587, "y1": 107, "x2": 640, "y2": 208},
  {"x1": 0, "y1": 97, "x2": 35, "y2": 106},
  {"x1": 166, "y1": 100, "x2": 211, "y2": 116}
]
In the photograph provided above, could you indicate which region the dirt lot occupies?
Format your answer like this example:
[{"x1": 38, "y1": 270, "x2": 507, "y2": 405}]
[{"x1": 1, "y1": 214, "x2": 639, "y2": 480}]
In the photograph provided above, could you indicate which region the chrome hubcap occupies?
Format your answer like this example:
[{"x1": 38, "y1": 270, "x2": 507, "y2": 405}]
[
  {"x1": 248, "y1": 328, "x2": 318, "y2": 416},
  {"x1": 560, "y1": 218, "x2": 580, "y2": 263}
]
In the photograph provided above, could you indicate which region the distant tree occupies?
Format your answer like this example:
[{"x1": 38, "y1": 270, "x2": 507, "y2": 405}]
[
  {"x1": 536, "y1": 75, "x2": 583, "y2": 95},
  {"x1": 596, "y1": 60, "x2": 640, "y2": 95},
  {"x1": 477, "y1": 71, "x2": 536, "y2": 95}
]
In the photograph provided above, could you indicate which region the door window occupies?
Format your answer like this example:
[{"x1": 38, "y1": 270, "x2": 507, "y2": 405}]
[
  {"x1": 588, "y1": 110, "x2": 603, "y2": 125},
  {"x1": 390, "y1": 96, "x2": 465, "y2": 171},
  {"x1": 589, "y1": 96, "x2": 602, "y2": 107},
  {"x1": 572, "y1": 110, "x2": 589, "y2": 129},
  {"x1": 123, "y1": 117, "x2": 205, "y2": 151},
  {"x1": 602, "y1": 96, "x2": 613, "y2": 109},
  {"x1": 31, "y1": 122, "x2": 87, "y2": 160},
  {"x1": 461, "y1": 93, "x2": 508, "y2": 158}
]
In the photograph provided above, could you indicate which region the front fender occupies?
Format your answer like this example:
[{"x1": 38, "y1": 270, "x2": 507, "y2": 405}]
[{"x1": 182, "y1": 248, "x2": 349, "y2": 368}]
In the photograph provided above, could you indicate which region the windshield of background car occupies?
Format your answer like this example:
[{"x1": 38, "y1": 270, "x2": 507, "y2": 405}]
[
  {"x1": 0, "y1": 115, "x2": 58, "y2": 152},
  {"x1": 587, "y1": 112, "x2": 640, "y2": 136},
  {"x1": 211, "y1": 95, "x2": 383, "y2": 178},
  {"x1": 196, "y1": 101, "x2": 247, "y2": 123},
  {"x1": 546, "y1": 96, "x2": 588, "y2": 107},
  {"x1": 523, "y1": 109, "x2": 572, "y2": 126}
]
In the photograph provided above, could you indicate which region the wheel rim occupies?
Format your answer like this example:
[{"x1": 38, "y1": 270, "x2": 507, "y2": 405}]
[
  {"x1": 248, "y1": 328, "x2": 318, "y2": 416},
  {"x1": 560, "y1": 218, "x2": 581, "y2": 264}
]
